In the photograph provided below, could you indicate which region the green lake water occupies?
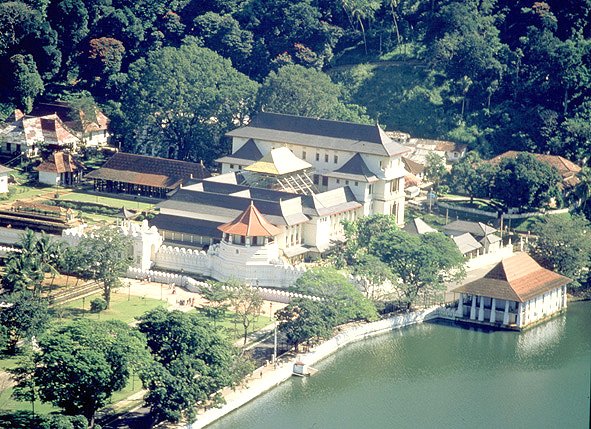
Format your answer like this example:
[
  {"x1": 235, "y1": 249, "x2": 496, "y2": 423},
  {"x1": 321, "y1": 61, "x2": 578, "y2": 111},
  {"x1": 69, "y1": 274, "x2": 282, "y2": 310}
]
[{"x1": 209, "y1": 301, "x2": 590, "y2": 429}]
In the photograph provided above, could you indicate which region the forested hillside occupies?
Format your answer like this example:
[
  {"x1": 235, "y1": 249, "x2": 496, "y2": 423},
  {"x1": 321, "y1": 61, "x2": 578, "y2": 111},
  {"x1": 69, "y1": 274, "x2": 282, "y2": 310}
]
[{"x1": 1, "y1": 0, "x2": 589, "y2": 164}]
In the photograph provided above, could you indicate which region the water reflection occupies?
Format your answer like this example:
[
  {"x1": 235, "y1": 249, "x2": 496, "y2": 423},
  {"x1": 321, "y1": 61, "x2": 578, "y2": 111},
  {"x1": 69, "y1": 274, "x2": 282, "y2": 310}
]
[{"x1": 516, "y1": 313, "x2": 566, "y2": 360}]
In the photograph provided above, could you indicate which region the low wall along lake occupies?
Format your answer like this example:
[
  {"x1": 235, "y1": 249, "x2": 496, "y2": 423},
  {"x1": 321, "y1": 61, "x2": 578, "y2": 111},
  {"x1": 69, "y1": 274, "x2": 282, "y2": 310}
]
[{"x1": 208, "y1": 301, "x2": 590, "y2": 429}]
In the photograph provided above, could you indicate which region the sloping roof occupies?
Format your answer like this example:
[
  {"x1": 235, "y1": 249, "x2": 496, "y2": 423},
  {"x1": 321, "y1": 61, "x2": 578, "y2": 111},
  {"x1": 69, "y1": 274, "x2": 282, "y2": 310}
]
[
  {"x1": 452, "y1": 252, "x2": 571, "y2": 302},
  {"x1": 86, "y1": 153, "x2": 209, "y2": 189},
  {"x1": 157, "y1": 188, "x2": 307, "y2": 226},
  {"x1": 216, "y1": 138, "x2": 263, "y2": 165},
  {"x1": 218, "y1": 202, "x2": 282, "y2": 237},
  {"x1": 150, "y1": 214, "x2": 223, "y2": 238},
  {"x1": 444, "y1": 220, "x2": 496, "y2": 237},
  {"x1": 244, "y1": 147, "x2": 312, "y2": 175},
  {"x1": 325, "y1": 153, "x2": 378, "y2": 182},
  {"x1": 227, "y1": 112, "x2": 409, "y2": 157},
  {"x1": 30, "y1": 101, "x2": 109, "y2": 134},
  {"x1": 403, "y1": 218, "x2": 437, "y2": 235},
  {"x1": 36, "y1": 152, "x2": 83, "y2": 173},
  {"x1": 480, "y1": 234, "x2": 501, "y2": 246},
  {"x1": 402, "y1": 157, "x2": 425, "y2": 175},
  {"x1": 303, "y1": 187, "x2": 362, "y2": 217},
  {"x1": 452, "y1": 233, "x2": 483, "y2": 254}
]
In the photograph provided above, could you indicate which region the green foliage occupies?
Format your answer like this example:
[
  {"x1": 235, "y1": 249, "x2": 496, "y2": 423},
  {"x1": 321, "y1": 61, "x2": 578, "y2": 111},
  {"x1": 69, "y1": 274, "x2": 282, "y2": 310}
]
[
  {"x1": 227, "y1": 281, "x2": 263, "y2": 346},
  {"x1": 449, "y1": 151, "x2": 497, "y2": 202},
  {"x1": 0, "y1": 291, "x2": 50, "y2": 354},
  {"x1": 89, "y1": 297, "x2": 107, "y2": 313},
  {"x1": 74, "y1": 227, "x2": 133, "y2": 307},
  {"x1": 118, "y1": 42, "x2": 258, "y2": 163},
  {"x1": 0, "y1": 54, "x2": 44, "y2": 113},
  {"x1": 11, "y1": 319, "x2": 150, "y2": 426},
  {"x1": 198, "y1": 282, "x2": 232, "y2": 325},
  {"x1": 424, "y1": 152, "x2": 447, "y2": 191},
  {"x1": 257, "y1": 64, "x2": 370, "y2": 123},
  {"x1": 292, "y1": 267, "x2": 378, "y2": 324},
  {"x1": 276, "y1": 298, "x2": 334, "y2": 352},
  {"x1": 344, "y1": 215, "x2": 465, "y2": 309},
  {"x1": 492, "y1": 153, "x2": 562, "y2": 209},
  {"x1": 0, "y1": 411, "x2": 87, "y2": 429},
  {"x1": 137, "y1": 307, "x2": 250, "y2": 424},
  {"x1": 530, "y1": 215, "x2": 591, "y2": 291}
]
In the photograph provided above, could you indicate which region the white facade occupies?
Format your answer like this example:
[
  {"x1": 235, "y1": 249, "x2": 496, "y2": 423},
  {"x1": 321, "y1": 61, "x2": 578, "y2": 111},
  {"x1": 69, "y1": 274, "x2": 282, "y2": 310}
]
[
  {"x1": 455, "y1": 286, "x2": 567, "y2": 329},
  {"x1": 0, "y1": 171, "x2": 9, "y2": 194}
]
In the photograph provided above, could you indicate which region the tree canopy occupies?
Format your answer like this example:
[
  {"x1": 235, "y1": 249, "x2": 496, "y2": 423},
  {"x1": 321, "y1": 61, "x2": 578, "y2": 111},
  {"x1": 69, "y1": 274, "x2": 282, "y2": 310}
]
[
  {"x1": 12, "y1": 319, "x2": 150, "y2": 427},
  {"x1": 117, "y1": 42, "x2": 258, "y2": 164},
  {"x1": 136, "y1": 307, "x2": 251, "y2": 424}
]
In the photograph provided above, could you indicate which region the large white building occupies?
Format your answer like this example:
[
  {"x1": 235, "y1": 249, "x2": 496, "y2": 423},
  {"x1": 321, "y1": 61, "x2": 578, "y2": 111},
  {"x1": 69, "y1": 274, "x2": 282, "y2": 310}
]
[
  {"x1": 220, "y1": 112, "x2": 409, "y2": 222},
  {"x1": 150, "y1": 113, "x2": 409, "y2": 264}
]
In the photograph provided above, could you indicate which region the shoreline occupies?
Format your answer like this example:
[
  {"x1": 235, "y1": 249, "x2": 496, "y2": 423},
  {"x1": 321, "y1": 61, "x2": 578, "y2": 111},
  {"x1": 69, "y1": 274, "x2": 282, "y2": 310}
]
[{"x1": 180, "y1": 306, "x2": 440, "y2": 429}]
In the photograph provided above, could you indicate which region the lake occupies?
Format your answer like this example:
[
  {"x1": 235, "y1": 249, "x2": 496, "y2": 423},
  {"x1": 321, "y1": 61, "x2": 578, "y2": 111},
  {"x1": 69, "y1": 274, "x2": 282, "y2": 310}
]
[{"x1": 209, "y1": 301, "x2": 590, "y2": 429}]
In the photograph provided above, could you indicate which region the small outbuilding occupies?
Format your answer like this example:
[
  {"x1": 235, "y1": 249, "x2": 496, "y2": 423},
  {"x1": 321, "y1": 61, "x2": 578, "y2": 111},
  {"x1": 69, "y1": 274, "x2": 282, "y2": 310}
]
[
  {"x1": 36, "y1": 151, "x2": 83, "y2": 186},
  {"x1": 452, "y1": 252, "x2": 570, "y2": 330}
]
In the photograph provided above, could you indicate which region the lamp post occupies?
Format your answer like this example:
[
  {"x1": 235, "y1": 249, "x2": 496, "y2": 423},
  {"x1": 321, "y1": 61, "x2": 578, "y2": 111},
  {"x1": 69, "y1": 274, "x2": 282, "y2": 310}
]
[
  {"x1": 128, "y1": 281, "x2": 131, "y2": 301},
  {"x1": 273, "y1": 321, "x2": 278, "y2": 367}
]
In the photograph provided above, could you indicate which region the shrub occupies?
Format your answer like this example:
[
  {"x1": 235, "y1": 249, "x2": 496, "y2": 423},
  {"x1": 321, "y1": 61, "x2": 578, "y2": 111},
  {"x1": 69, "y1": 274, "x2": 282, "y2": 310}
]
[{"x1": 90, "y1": 297, "x2": 107, "y2": 313}]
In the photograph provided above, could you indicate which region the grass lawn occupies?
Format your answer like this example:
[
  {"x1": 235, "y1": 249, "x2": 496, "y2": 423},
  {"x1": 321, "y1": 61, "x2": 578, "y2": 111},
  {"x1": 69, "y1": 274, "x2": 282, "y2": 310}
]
[
  {"x1": 0, "y1": 387, "x2": 58, "y2": 414},
  {"x1": 52, "y1": 292, "x2": 165, "y2": 324},
  {"x1": 0, "y1": 184, "x2": 54, "y2": 203},
  {"x1": 58, "y1": 191, "x2": 156, "y2": 210},
  {"x1": 195, "y1": 308, "x2": 272, "y2": 341},
  {"x1": 509, "y1": 212, "x2": 572, "y2": 233}
]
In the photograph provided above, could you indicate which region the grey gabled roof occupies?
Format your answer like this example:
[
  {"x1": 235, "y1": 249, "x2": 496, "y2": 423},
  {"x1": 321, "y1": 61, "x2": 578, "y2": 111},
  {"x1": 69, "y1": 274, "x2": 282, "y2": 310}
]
[
  {"x1": 302, "y1": 187, "x2": 361, "y2": 217},
  {"x1": 443, "y1": 220, "x2": 497, "y2": 237},
  {"x1": 325, "y1": 153, "x2": 378, "y2": 182},
  {"x1": 452, "y1": 233, "x2": 483, "y2": 254},
  {"x1": 226, "y1": 112, "x2": 409, "y2": 157},
  {"x1": 150, "y1": 214, "x2": 223, "y2": 238},
  {"x1": 403, "y1": 218, "x2": 437, "y2": 235},
  {"x1": 216, "y1": 138, "x2": 262, "y2": 165},
  {"x1": 157, "y1": 189, "x2": 308, "y2": 226}
]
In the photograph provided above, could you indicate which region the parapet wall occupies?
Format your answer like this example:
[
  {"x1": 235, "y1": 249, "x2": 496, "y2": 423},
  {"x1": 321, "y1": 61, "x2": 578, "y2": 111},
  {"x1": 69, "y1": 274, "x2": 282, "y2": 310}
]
[
  {"x1": 126, "y1": 267, "x2": 319, "y2": 304},
  {"x1": 153, "y1": 244, "x2": 306, "y2": 289}
]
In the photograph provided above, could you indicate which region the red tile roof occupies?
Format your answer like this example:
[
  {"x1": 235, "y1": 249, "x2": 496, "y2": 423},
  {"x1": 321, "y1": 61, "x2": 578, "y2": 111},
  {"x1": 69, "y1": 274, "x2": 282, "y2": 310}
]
[
  {"x1": 218, "y1": 201, "x2": 281, "y2": 237},
  {"x1": 490, "y1": 151, "x2": 581, "y2": 180},
  {"x1": 36, "y1": 151, "x2": 83, "y2": 173},
  {"x1": 453, "y1": 252, "x2": 570, "y2": 302}
]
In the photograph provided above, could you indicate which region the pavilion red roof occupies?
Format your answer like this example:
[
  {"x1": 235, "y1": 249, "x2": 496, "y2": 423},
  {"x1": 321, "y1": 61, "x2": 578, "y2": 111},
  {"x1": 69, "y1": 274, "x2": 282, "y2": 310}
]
[{"x1": 218, "y1": 202, "x2": 281, "y2": 237}]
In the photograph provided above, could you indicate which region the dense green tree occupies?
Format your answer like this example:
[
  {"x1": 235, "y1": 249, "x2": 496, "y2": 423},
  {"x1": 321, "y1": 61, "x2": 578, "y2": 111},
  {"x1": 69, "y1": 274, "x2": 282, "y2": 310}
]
[
  {"x1": 192, "y1": 12, "x2": 253, "y2": 68},
  {"x1": 0, "y1": 54, "x2": 44, "y2": 113},
  {"x1": 575, "y1": 167, "x2": 591, "y2": 216},
  {"x1": 1, "y1": 230, "x2": 44, "y2": 295},
  {"x1": 257, "y1": 65, "x2": 369, "y2": 122},
  {"x1": 530, "y1": 215, "x2": 591, "y2": 291},
  {"x1": 0, "y1": 291, "x2": 50, "y2": 354},
  {"x1": 291, "y1": 267, "x2": 378, "y2": 324},
  {"x1": 492, "y1": 153, "x2": 562, "y2": 209},
  {"x1": 449, "y1": 151, "x2": 497, "y2": 202},
  {"x1": 137, "y1": 307, "x2": 250, "y2": 424},
  {"x1": 424, "y1": 152, "x2": 447, "y2": 191},
  {"x1": 75, "y1": 227, "x2": 133, "y2": 308},
  {"x1": 11, "y1": 319, "x2": 149, "y2": 427},
  {"x1": 118, "y1": 42, "x2": 258, "y2": 163},
  {"x1": 0, "y1": 1, "x2": 61, "y2": 84},
  {"x1": 276, "y1": 298, "x2": 334, "y2": 352},
  {"x1": 46, "y1": 0, "x2": 89, "y2": 74}
]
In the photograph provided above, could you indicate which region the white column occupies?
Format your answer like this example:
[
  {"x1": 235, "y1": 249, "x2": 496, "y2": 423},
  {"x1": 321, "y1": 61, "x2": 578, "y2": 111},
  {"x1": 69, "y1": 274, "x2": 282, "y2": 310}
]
[
  {"x1": 456, "y1": 293, "x2": 464, "y2": 317},
  {"x1": 478, "y1": 297, "x2": 485, "y2": 321},
  {"x1": 516, "y1": 302, "x2": 523, "y2": 327},
  {"x1": 470, "y1": 296, "x2": 477, "y2": 320},
  {"x1": 490, "y1": 298, "x2": 496, "y2": 323},
  {"x1": 562, "y1": 285, "x2": 568, "y2": 309},
  {"x1": 503, "y1": 300, "x2": 510, "y2": 325}
]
